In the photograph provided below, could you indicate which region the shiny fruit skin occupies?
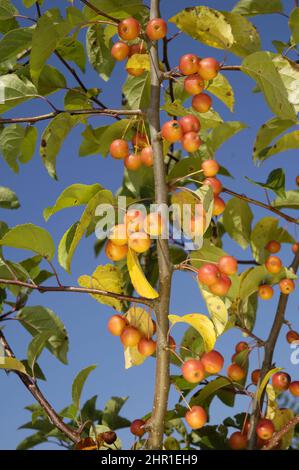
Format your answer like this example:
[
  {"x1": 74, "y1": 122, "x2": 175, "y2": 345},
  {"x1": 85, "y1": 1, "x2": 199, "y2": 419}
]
[
  {"x1": 235, "y1": 342, "x2": 248, "y2": 353},
  {"x1": 201, "y1": 159, "x2": 220, "y2": 177},
  {"x1": 118, "y1": 18, "x2": 141, "y2": 41},
  {"x1": 181, "y1": 359, "x2": 205, "y2": 383},
  {"x1": 251, "y1": 369, "x2": 261, "y2": 385},
  {"x1": 213, "y1": 196, "x2": 226, "y2": 216},
  {"x1": 258, "y1": 284, "x2": 274, "y2": 300},
  {"x1": 111, "y1": 41, "x2": 130, "y2": 61},
  {"x1": 108, "y1": 224, "x2": 128, "y2": 246},
  {"x1": 265, "y1": 255, "x2": 282, "y2": 274},
  {"x1": 107, "y1": 314, "x2": 127, "y2": 336},
  {"x1": 161, "y1": 120, "x2": 183, "y2": 143},
  {"x1": 192, "y1": 93, "x2": 212, "y2": 113},
  {"x1": 289, "y1": 381, "x2": 299, "y2": 397},
  {"x1": 286, "y1": 330, "x2": 299, "y2": 344},
  {"x1": 218, "y1": 255, "x2": 238, "y2": 276},
  {"x1": 228, "y1": 431, "x2": 247, "y2": 450},
  {"x1": 179, "y1": 114, "x2": 201, "y2": 134},
  {"x1": 227, "y1": 363, "x2": 246, "y2": 382},
  {"x1": 256, "y1": 419, "x2": 275, "y2": 440},
  {"x1": 209, "y1": 274, "x2": 231, "y2": 296},
  {"x1": 138, "y1": 337, "x2": 156, "y2": 356},
  {"x1": 201, "y1": 350, "x2": 224, "y2": 374},
  {"x1": 265, "y1": 240, "x2": 281, "y2": 254},
  {"x1": 130, "y1": 419, "x2": 145, "y2": 437},
  {"x1": 143, "y1": 213, "x2": 164, "y2": 237},
  {"x1": 203, "y1": 177, "x2": 222, "y2": 195},
  {"x1": 197, "y1": 263, "x2": 220, "y2": 286},
  {"x1": 198, "y1": 57, "x2": 220, "y2": 81},
  {"x1": 127, "y1": 67, "x2": 145, "y2": 77},
  {"x1": 146, "y1": 18, "x2": 167, "y2": 40},
  {"x1": 128, "y1": 231, "x2": 151, "y2": 253},
  {"x1": 182, "y1": 131, "x2": 202, "y2": 152},
  {"x1": 141, "y1": 146, "x2": 153, "y2": 167},
  {"x1": 272, "y1": 371, "x2": 291, "y2": 392},
  {"x1": 292, "y1": 242, "x2": 299, "y2": 254},
  {"x1": 185, "y1": 406, "x2": 207, "y2": 429},
  {"x1": 132, "y1": 132, "x2": 148, "y2": 149},
  {"x1": 184, "y1": 74, "x2": 204, "y2": 95},
  {"x1": 102, "y1": 431, "x2": 117, "y2": 445},
  {"x1": 279, "y1": 278, "x2": 295, "y2": 295},
  {"x1": 125, "y1": 209, "x2": 145, "y2": 233},
  {"x1": 128, "y1": 42, "x2": 147, "y2": 57},
  {"x1": 124, "y1": 153, "x2": 142, "y2": 171},
  {"x1": 120, "y1": 326, "x2": 142, "y2": 347},
  {"x1": 110, "y1": 139, "x2": 129, "y2": 159},
  {"x1": 179, "y1": 54, "x2": 199, "y2": 76},
  {"x1": 105, "y1": 240, "x2": 128, "y2": 261}
]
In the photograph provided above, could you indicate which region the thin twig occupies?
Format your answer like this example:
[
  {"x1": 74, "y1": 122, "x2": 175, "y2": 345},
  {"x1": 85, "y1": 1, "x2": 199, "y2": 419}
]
[{"x1": 79, "y1": 0, "x2": 120, "y2": 23}]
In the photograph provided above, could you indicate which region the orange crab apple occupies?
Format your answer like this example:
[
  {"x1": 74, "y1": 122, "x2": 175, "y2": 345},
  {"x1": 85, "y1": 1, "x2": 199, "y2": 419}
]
[
  {"x1": 181, "y1": 132, "x2": 202, "y2": 152},
  {"x1": 209, "y1": 273, "x2": 231, "y2": 296},
  {"x1": 265, "y1": 255, "x2": 282, "y2": 274},
  {"x1": 132, "y1": 132, "x2": 148, "y2": 149},
  {"x1": 197, "y1": 263, "x2": 220, "y2": 286},
  {"x1": 265, "y1": 240, "x2": 281, "y2": 254},
  {"x1": 179, "y1": 54, "x2": 199, "y2": 76},
  {"x1": 124, "y1": 153, "x2": 142, "y2": 171},
  {"x1": 141, "y1": 146, "x2": 153, "y2": 167},
  {"x1": 125, "y1": 209, "x2": 145, "y2": 233},
  {"x1": 198, "y1": 57, "x2": 220, "y2": 81},
  {"x1": 185, "y1": 406, "x2": 207, "y2": 429},
  {"x1": 118, "y1": 17, "x2": 141, "y2": 41},
  {"x1": 107, "y1": 314, "x2": 127, "y2": 336},
  {"x1": 218, "y1": 255, "x2": 238, "y2": 276},
  {"x1": 258, "y1": 284, "x2": 274, "y2": 300},
  {"x1": 201, "y1": 350, "x2": 224, "y2": 374},
  {"x1": 111, "y1": 41, "x2": 130, "y2": 61},
  {"x1": 272, "y1": 371, "x2": 291, "y2": 392},
  {"x1": 146, "y1": 18, "x2": 167, "y2": 40},
  {"x1": 213, "y1": 196, "x2": 226, "y2": 216},
  {"x1": 256, "y1": 419, "x2": 275, "y2": 440},
  {"x1": 203, "y1": 177, "x2": 222, "y2": 195},
  {"x1": 292, "y1": 242, "x2": 299, "y2": 254},
  {"x1": 128, "y1": 231, "x2": 151, "y2": 253},
  {"x1": 235, "y1": 342, "x2": 249, "y2": 353},
  {"x1": 201, "y1": 159, "x2": 220, "y2": 177},
  {"x1": 181, "y1": 359, "x2": 205, "y2": 383},
  {"x1": 120, "y1": 326, "x2": 142, "y2": 348},
  {"x1": 228, "y1": 431, "x2": 247, "y2": 450},
  {"x1": 192, "y1": 93, "x2": 212, "y2": 113},
  {"x1": 251, "y1": 369, "x2": 261, "y2": 385},
  {"x1": 279, "y1": 278, "x2": 295, "y2": 295},
  {"x1": 110, "y1": 139, "x2": 129, "y2": 159},
  {"x1": 108, "y1": 224, "x2": 128, "y2": 246},
  {"x1": 184, "y1": 74, "x2": 204, "y2": 95},
  {"x1": 289, "y1": 381, "x2": 299, "y2": 397},
  {"x1": 105, "y1": 240, "x2": 128, "y2": 261},
  {"x1": 227, "y1": 363, "x2": 246, "y2": 382},
  {"x1": 286, "y1": 330, "x2": 299, "y2": 344},
  {"x1": 179, "y1": 114, "x2": 201, "y2": 134},
  {"x1": 161, "y1": 120, "x2": 183, "y2": 143},
  {"x1": 138, "y1": 337, "x2": 156, "y2": 356}
]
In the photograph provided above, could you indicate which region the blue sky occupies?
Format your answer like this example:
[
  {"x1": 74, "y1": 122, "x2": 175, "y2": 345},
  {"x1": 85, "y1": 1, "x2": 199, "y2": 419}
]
[{"x1": 0, "y1": 0, "x2": 298, "y2": 450}]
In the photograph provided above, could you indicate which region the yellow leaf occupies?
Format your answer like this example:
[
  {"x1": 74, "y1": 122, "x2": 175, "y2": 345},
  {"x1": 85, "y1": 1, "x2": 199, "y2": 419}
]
[
  {"x1": 265, "y1": 384, "x2": 278, "y2": 420},
  {"x1": 273, "y1": 408, "x2": 295, "y2": 449},
  {"x1": 257, "y1": 367, "x2": 282, "y2": 403},
  {"x1": 168, "y1": 313, "x2": 216, "y2": 351},
  {"x1": 0, "y1": 357, "x2": 27, "y2": 375},
  {"x1": 126, "y1": 54, "x2": 150, "y2": 71},
  {"x1": 127, "y1": 248, "x2": 159, "y2": 299},
  {"x1": 124, "y1": 307, "x2": 155, "y2": 369},
  {"x1": 199, "y1": 286, "x2": 229, "y2": 336}
]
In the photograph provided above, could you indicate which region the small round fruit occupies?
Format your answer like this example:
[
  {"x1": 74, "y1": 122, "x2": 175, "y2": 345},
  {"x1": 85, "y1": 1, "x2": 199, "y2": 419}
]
[
  {"x1": 256, "y1": 419, "x2": 275, "y2": 441},
  {"x1": 124, "y1": 153, "x2": 142, "y2": 171},
  {"x1": 251, "y1": 369, "x2": 261, "y2": 385},
  {"x1": 161, "y1": 120, "x2": 183, "y2": 143},
  {"x1": 105, "y1": 240, "x2": 128, "y2": 261},
  {"x1": 192, "y1": 93, "x2": 212, "y2": 113},
  {"x1": 209, "y1": 273, "x2": 232, "y2": 296},
  {"x1": 128, "y1": 42, "x2": 147, "y2": 57},
  {"x1": 179, "y1": 54, "x2": 199, "y2": 76},
  {"x1": 118, "y1": 17, "x2": 141, "y2": 41},
  {"x1": 201, "y1": 159, "x2": 220, "y2": 177},
  {"x1": 127, "y1": 67, "x2": 145, "y2": 77},
  {"x1": 102, "y1": 431, "x2": 117, "y2": 445},
  {"x1": 110, "y1": 139, "x2": 129, "y2": 159},
  {"x1": 185, "y1": 406, "x2": 207, "y2": 429},
  {"x1": 265, "y1": 255, "x2": 282, "y2": 274},
  {"x1": 286, "y1": 330, "x2": 299, "y2": 344},
  {"x1": 107, "y1": 314, "x2": 127, "y2": 336},
  {"x1": 228, "y1": 431, "x2": 247, "y2": 450},
  {"x1": 235, "y1": 342, "x2": 249, "y2": 353},
  {"x1": 213, "y1": 196, "x2": 226, "y2": 216},
  {"x1": 144, "y1": 213, "x2": 164, "y2": 237},
  {"x1": 128, "y1": 231, "x2": 151, "y2": 253},
  {"x1": 179, "y1": 114, "x2": 201, "y2": 134},
  {"x1": 279, "y1": 278, "x2": 295, "y2": 295},
  {"x1": 184, "y1": 74, "x2": 204, "y2": 95},
  {"x1": 198, "y1": 57, "x2": 220, "y2": 81},
  {"x1": 218, "y1": 255, "x2": 238, "y2": 276},
  {"x1": 138, "y1": 337, "x2": 156, "y2": 356},
  {"x1": 130, "y1": 419, "x2": 145, "y2": 437},
  {"x1": 272, "y1": 371, "x2": 291, "y2": 392},
  {"x1": 125, "y1": 209, "x2": 145, "y2": 233},
  {"x1": 141, "y1": 146, "x2": 153, "y2": 167},
  {"x1": 203, "y1": 177, "x2": 222, "y2": 195},
  {"x1": 197, "y1": 263, "x2": 220, "y2": 286},
  {"x1": 182, "y1": 131, "x2": 202, "y2": 152},
  {"x1": 181, "y1": 359, "x2": 205, "y2": 383},
  {"x1": 132, "y1": 132, "x2": 148, "y2": 149},
  {"x1": 188, "y1": 214, "x2": 206, "y2": 237},
  {"x1": 146, "y1": 18, "x2": 167, "y2": 40},
  {"x1": 111, "y1": 41, "x2": 130, "y2": 61},
  {"x1": 120, "y1": 326, "x2": 142, "y2": 347},
  {"x1": 289, "y1": 381, "x2": 299, "y2": 397},
  {"x1": 292, "y1": 242, "x2": 299, "y2": 254},
  {"x1": 201, "y1": 350, "x2": 224, "y2": 374},
  {"x1": 265, "y1": 240, "x2": 281, "y2": 254},
  {"x1": 258, "y1": 284, "x2": 274, "y2": 300},
  {"x1": 227, "y1": 363, "x2": 246, "y2": 382},
  {"x1": 108, "y1": 224, "x2": 128, "y2": 246}
]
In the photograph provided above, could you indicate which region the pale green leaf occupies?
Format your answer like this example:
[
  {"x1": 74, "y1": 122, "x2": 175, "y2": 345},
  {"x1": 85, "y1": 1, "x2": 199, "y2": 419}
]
[
  {"x1": 0, "y1": 223, "x2": 55, "y2": 260},
  {"x1": 206, "y1": 121, "x2": 247, "y2": 154},
  {"x1": 27, "y1": 331, "x2": 52, "y2": 375},
  {"x1": 272, "y1": 190, "x2": 299, "y2": 209},
  {"x1": 0, "y1": 186, "x2": 20, "y2": 209},
  {"x1": 207, "y1": 73, "x2": 235, "y2": 112},
  {"x1": 222, "y1": 12, "x2": 261, "y2": 57},
  {"x1": 253, "y1": 117, "x2": 295, "y2": 161},
  {"x1": 123, "y1": 72, "x2": 150, "y2": 110},
  {"x1": 222, "y1": 197, "x2": 253, "y2": 249},
  {"x1": 86, "y1": 24, "x2": 115, "y2": 81},
  {"x1": 0, "y1": 74, "x2": 37, "y2": 112},
  {"x1": 232, "y1": 0, "x2": 283, "y2": 16},
  {"x1": 290, "y1": 7, "x2": 299, "y2": 44},
  {"x1": 72, "y1": 365, "x2": 97, "y2": 411},
  {"x1": 0, "y1": 27, "x2": 33, "y2": 63}
]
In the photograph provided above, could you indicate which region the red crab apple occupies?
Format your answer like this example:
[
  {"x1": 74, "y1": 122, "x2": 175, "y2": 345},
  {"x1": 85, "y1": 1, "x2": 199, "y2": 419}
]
[
  {"x1": 185, "y1": 406, "x2": 207, "y2": 429},
  {"x1": 279, "y1": 278, "x2": 295, "y2": 295},
  {"x1": 108, "y1": 224, "x2": 128, "y2": 246},
  {"x1": 120, "y1": 326, "x2": 142, "y2": 347},
  {"x1": 213, "y1": 196, "x2": 225, "y2": 216},
  {"x1": 235, "y1": 342, "x2": 249, "y2": 353},
  {"x1": 192, "y1": 93, "x2": 212, "y2": 113},
  {"x1": 182, "y1": 132, "x2": 202, "y2": 152},
  {"x1": 140, "y1": 146, "x2": 153, "y2": 167},
  {"x1": 228, "y1": 431, "x2": 247, "y2": 450},
  {"x1": 118, "y1": 18, "x2": 141, "y2": 41},
  {"x1": 146, "y1": 18, "x2": 167, "y2": 40},
  {"x1": 272, "y1": 371, "x2": 291, "y2": 392},
  {"x1": 203, "y1": 177, "x2": 222, "y2": 195},
  {"x1": 227, "y1": 363, "x2": 246, "y2": 382},
  {"x1": 184, "y1": 74, "x2": 204, "y2": 95},
  {"x1": 265, "y1": 240, "x2": 281, "y2": 254},
  {"x1": 289, "y1": 381, "x2": 299, "y2": 397},
  {"x1": 130, "y1": 419, "x2": 146, "y2": 437},
  {"x1": 218, "y1": 255, "x2": 238, "y2": 276},
  {"x1": 105, "y1": 240, "x2": 128, "y2": 261},
  {"x1": 251, "y1": 369, "x2": 261, "y2": 385},
  {"x1": 110, "y1": 139, "x2": 129, "y2": 159},
  {"x1": 138, "y1": 338, "x2": 156, "y2": 356},
  {"x1": 107, "y1": 315, "x2": 127, "y2": 336},
  {"x1": 256, "y1": 419, "x2": 275, "y2": 441},
  {"x1": 197, "y1": 263, "x2": 220, "y2": 286},
  {"x1": 258, "y1": 284, "x2": 274, "y2": 300},
  {"x1": 124, "y1": 153, "x2": 142, "y2": 171},
  {"x1": 132, "y1": 132, "x2": 148, "y2": 149},
  {"x1": 209, "y1": 273, "x2": 231, "y2": 296},
  {"x1": 292, "y1": 242, "x2": 299, "y2": 254},
  {"x1": 201, "y1": 350, "x2": 224, "y2": 374},
  {"x1": 128, "y1": 231, "x2": 151, "y2": 253},
  {"x1": 111, "y1": 41, "x2": 130, "y2": 61},
  {"x1": 181, "y1": 359, "x2": 205, "y2": 383},
  {"x1": 179, "y1": 114, "x2": 201, "y2": 133},
  {"x1": 201, "y1": 159, "x2": 220, "y2": 177},
  {"x1": 102, "y1": 431, "x2": 117, "y2": 445},
  {"x1": 161, "y1": 120, "x2": 183, "y2": 143},
  {"x1": 127, "y1": 67, "x2": 145, "y2": 77},
  {"x1": 286, "y1": 330, "x2": 299, "y2": 344},
  {"x1": 198, "y1": 57, "x2": 220, "y2": 81},
  {"x1": 265, "y1": 255, "x2": 282, "y2": 274},
  {"x1": 179, "y1": 54, "x2": 199, "y2": 75},
  {"x1": 128, "y1": 42, "x2": 147, "y2": 57}
]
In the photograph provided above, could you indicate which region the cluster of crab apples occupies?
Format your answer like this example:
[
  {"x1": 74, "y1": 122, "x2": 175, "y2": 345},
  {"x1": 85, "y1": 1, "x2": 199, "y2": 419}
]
[
  {"x1": 109, "y1": 133, "x2": 153, "y2": 171},
  {"x1": 197, "y1": 255, "x2": 237, "y2": 296},
  {"x1": 105, "y1": 209, "x2": 164, "y2": 262}
]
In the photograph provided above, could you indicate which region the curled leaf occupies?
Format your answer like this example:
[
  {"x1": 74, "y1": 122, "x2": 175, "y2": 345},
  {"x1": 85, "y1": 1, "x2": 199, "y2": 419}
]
[{"x1": 127, "y1": 248, "x2": 159, "y2": 300}]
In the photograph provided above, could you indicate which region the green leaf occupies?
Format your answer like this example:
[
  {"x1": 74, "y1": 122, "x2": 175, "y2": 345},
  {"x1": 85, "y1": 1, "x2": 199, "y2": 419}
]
[
  {"x1": 0, "y1": 186, "x2": 20, "y2": 209},
  {"x1": 0, "y1": 356, "x2": 27, "y2": 374},
  {"x1": 273, "y1": 408, "x2": 295, "y2": 449},
  {"x1": 44, "y1": 183, "x2": 102, "y2": 221},
  {"x1": 57, "y1": 36, "x2": 86, "y2": 73},
  {"x1": 102, "y1": 397, "x2": 130, "y2": 429},
  {"x1": 221, "y1": 12, "x2": 261, "y2": 57},
  {"x1": 0, "y1": 223, "x2": 55, "y2": 260},
  {"x1": 206, "y1": 121, "x2": 247, "y2": 154},
  {"x1": 20, "y1": 126, "x2": 38, "y2": 164},
  {"x1": 190, "y1": 377, "x2": 232, "y2": 408},
  {"x1": 72, "y1": 365, "x2": 97, "y2": 412},
  {"x1": 232, "y1": 0, "x2": 283, "y2": 16},
  {"x1": 64, "y1": 88, "x2": 92, "y2": 110},
  {"x1": 86, "y1": 24, "x2": 115, "y2": 81},
  {"x1": 222, "y1": 197, "x2": 253, "y2": 249},
  {"x1": 27, "y1": 331, "x2": 53, "y2": 375},
  {"x1": 0, "y1": 74, "x2": 37, "y2": 112},
  {"x1": 0, "y1": 0, "x2": 18, "y2": 20},
  {"x1": 30, "y1": 9, "x2": 71, "y2": 84},
  {"x1": 37, "y1": 64, "x2": 67, "y2": 96},
  {"x1": 79, "y1": 120, "x2": 133, "y2": 157},
  {"x1": 83, "y1": 0, "x2": 147, "y2": 21},
  {"x1": 123, "y1": 73, "x2": 151, "y2": 110},
  {"x1": 40, "y1": 113, "x2": 80, "y2": 179},
  {"x1": 23, "y1": 0, "x2": 43, "y2": 7},
  {"x1": 239, "y1": 266, "x2": 297, "y2": 299},
  {"x1": 17, "y1": 432, "x2": 47, "y2": 450},
  {"x1": 272, "y1": 190, "x2": 299, "y2": 209},
  {"x1": 0, "y1": 124, "x2": 26, "y2": 172},
  {"x1": 0, "y1": 27, "x2": 33, "y2": 63},
  {"x1": 253, "y1": 117, "x2": 295, "y2": 161},
  {"x1": 17, "y1": 306, "x2": 69, "y2": 364},
  {"x1": 207, "y1": 73, "x2": 235, "y2": 112},
  {"x1": 257, "y1": 130, "x2": 299, "y2": 161},
  {"x1": 241, "y1": 52, "x2": 297, "y2": 121},
  {"x1": 272, "y1": 56, "x2": 299, "y2": 115},
  {"x1": 246, "y1": 168, "x2": 286, "y2": 198},
  {"x1": 290, "y1": 8, "x2": 299, "y2": 44}
]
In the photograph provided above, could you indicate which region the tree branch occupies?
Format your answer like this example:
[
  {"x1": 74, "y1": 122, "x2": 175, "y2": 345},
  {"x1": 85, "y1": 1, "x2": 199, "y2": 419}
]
[
  {"x1": 223, "y1": 187, "x2": 299, "y2": 225},
  {"x1": 262, "y1": 414, "x2": 299, "y2": 450},
  {"x1": 146, "y1": 0, "x2": 172, "y2": 450},
  {"x1": 79, "y1": 0, "x2": 120, "y2": 23},
  {"x1": 247, "y1": 249, "x2": 299, "y2": 449},
  {"x1": 0, "y1": 329, "x2": 80, "y2": 443},
  {"x1": 0, "y1": 279, "x2": 153, "y2": 308}
]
